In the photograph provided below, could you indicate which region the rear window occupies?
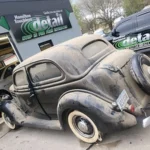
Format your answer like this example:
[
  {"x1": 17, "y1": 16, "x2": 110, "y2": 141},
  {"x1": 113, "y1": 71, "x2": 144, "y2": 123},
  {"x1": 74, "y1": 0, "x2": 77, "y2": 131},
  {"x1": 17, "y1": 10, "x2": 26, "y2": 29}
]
[{"x1": 82, "y1": 41, "x2": 108, "y2": 58}]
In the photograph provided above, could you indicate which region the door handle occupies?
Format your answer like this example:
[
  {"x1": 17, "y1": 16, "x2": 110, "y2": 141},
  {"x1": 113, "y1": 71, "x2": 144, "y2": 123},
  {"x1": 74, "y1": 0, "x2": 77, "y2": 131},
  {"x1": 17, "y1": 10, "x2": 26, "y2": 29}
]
[
  {"x1": 30, "y1": 93, "x2": 35, "y2": 98},
  {"x1": 27, "y1": 94, "x2": 35, "y2": 106}
]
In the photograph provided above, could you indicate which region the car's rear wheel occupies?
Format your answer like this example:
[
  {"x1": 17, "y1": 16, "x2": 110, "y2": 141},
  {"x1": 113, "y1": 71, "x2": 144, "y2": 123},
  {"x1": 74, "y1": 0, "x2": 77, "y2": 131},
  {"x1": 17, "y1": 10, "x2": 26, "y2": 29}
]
[
  {"x1": 68, "y1": 110, "x2": 102, "y2": 143},
  {"x1": 2, "y1": 112, "x2": 16, "y2": 129}
]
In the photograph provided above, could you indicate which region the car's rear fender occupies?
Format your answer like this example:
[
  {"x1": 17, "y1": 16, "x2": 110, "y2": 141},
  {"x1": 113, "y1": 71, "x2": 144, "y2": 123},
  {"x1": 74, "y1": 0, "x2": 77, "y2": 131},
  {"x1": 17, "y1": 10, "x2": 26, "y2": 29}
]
[{"x1": 57, "y1": 91, "x2": 137, "y2": 132}]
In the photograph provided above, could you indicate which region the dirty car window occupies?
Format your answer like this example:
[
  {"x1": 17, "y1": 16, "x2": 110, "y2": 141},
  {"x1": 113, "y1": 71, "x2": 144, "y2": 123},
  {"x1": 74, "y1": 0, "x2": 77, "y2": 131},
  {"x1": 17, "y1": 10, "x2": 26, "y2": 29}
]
[
  {"x1": 82, "y1": 41, "x2": 108, "y2": 58},
  {"x1": 29, "y1": 62, "x2": 61, "y2": 83},
  {"x1": 14, "y1": 70, "x2": 28, "y2": 86}
]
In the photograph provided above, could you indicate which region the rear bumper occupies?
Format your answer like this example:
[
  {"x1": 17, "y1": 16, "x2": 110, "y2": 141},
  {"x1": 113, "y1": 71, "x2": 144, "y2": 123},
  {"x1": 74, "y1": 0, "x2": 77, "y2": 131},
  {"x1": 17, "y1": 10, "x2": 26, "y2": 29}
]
[{"x1": 113, "y1": 111, "x2": 137, "y2": 130}]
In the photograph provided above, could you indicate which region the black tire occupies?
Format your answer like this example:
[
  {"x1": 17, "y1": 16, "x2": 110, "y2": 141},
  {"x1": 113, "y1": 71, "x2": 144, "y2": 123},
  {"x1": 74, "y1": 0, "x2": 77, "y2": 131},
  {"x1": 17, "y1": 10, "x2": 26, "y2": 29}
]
[{"x1": 130, "y1": 53, "x2": 150, "y2": 94}]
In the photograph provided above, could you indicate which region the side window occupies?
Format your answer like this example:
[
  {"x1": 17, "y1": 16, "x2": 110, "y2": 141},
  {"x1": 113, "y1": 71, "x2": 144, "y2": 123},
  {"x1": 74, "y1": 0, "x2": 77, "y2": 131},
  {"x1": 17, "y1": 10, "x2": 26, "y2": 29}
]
[
  {"x1": 82, "y1": 41, "x2": 108, "y2": 59},
  {"x1": 14, "y1": 70, "x2": 28, "y2": 86},
  {"x1": 29, "y1": 62, "x2": 62, "y2": 83},
  {"x1": 116, "y1": 20, "x2": 133, "y2": 35},
  {"x1": 137, "y1": 12, "x2": 150, "y2": 29},
  {"x1": 4, "y1": 65, "x2": 16, "y2": 79}
]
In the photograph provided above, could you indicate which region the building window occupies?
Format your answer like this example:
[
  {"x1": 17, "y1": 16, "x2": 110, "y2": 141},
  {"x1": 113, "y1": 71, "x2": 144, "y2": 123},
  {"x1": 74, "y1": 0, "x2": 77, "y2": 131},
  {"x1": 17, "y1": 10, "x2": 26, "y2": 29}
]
[{"x1": 39, "y1": 40, "x2": 53, "y2": 51}]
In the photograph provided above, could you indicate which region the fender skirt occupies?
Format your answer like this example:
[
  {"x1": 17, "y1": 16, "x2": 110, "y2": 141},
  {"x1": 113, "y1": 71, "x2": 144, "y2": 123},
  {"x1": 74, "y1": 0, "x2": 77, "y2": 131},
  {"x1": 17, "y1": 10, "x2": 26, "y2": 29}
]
[{"x1": 57, "y1": 92, "x2": 137, "y2": 132}]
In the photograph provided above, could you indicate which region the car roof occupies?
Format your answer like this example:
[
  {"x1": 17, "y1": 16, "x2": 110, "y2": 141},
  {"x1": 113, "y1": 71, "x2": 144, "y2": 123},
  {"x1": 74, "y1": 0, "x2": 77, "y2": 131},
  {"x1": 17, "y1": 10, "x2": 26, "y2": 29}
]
[
  {"x1": 14, "y1": 35, "x2": 115, "y2": 75},
  {"x1": 116, "y1": 8, "x2": 150, "y2": 26}
]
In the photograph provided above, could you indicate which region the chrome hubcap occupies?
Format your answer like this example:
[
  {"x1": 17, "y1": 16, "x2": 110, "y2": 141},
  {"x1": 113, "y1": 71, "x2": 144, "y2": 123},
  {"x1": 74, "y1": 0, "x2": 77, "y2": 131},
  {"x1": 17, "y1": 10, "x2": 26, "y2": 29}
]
[
  {"x1": 73, "y1": 116, "x2": 94, "y2": 138},
  {"x1": 77, "y1": 118, "x2": 93, "y2": 134}
]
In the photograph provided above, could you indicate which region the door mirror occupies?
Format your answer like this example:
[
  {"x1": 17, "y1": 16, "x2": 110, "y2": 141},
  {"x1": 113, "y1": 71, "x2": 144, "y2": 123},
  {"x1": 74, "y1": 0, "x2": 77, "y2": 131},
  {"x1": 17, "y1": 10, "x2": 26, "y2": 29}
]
[{"x1": 112, "y1": 29, "x2": 119, "y2": 37}]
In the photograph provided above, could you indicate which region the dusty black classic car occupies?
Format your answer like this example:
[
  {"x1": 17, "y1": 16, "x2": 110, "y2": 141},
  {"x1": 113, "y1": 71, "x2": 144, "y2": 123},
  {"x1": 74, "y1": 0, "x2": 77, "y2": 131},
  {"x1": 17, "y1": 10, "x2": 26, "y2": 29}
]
[{"x1": 1, "y1": 35, "x2": 150, "y2": 143}]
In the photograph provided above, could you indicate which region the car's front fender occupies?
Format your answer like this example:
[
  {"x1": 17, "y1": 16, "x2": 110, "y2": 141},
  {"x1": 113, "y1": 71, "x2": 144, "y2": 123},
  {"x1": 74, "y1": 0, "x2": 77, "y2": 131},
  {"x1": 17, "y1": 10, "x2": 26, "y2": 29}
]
[
  {"x1": 0, "y1": 100, "x2": 15, "y2": 121},
  {"x1": 57, "y1": 91, "x2": 137, "y2": 132},
  {"x1": 0, "y1": 100, "x2": 26, "y2": 124}
]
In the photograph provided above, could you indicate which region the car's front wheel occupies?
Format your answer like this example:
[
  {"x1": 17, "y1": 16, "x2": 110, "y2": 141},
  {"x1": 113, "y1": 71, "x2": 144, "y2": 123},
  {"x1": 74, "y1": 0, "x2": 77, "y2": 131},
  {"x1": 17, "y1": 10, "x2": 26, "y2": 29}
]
[
  {"x1": 0, "y1": 113, "x2": 3, "y2": 124},
  {"x1": 2, "y1": 112, "x2": 17, "y2": 129},
  {"x1": 68, "y1": 110, "x2": 102, "y2": 143}
]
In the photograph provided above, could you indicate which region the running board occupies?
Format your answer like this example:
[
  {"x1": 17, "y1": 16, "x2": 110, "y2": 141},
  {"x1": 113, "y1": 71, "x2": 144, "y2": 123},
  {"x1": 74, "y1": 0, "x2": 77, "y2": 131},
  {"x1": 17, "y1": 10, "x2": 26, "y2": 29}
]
[
  {"x1": 0, "y1": 101, "x2": 62, "y2": 131},
  {"x1": 21, "y1": 116, "x2": 63, "y2": 131}
]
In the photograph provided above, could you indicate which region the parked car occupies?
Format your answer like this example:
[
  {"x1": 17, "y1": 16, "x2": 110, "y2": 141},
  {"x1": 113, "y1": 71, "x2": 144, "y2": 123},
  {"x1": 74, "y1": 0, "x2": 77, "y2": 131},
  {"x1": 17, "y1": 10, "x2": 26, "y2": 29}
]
[
  {"x1": 0, "y1": 62, "x2": 18, "y2": 98},
  {"x1": 0, "y1": 62, "x2": 18, "y2": 122},
  {"x1": 106, "y1": 8, "x2": 150, "y2": 54},
  {"x1": 1, "y1": 35, "x2": 150, "y2": 143}
]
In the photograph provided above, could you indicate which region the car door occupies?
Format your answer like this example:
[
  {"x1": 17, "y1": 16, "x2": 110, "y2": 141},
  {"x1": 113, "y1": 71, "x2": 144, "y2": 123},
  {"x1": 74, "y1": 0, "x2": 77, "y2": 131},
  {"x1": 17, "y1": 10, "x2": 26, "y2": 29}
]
[
  {"x1": 26, "y1": 61, "x2": 64, "y2": 117},
  {"x1": 134, "y1": 11, "x2": 150, "y2": 51},
  {"x1": 13, "y1": 67, "x2": 49, "y2": 118},
  {"x1": 112, "y1": 16, "x2": 136, "y2": 50}
]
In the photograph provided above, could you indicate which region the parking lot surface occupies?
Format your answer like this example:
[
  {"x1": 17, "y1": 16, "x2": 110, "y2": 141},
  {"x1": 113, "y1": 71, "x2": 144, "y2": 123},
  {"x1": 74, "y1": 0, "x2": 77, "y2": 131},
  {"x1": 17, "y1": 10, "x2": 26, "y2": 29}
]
[{"x1": 1, "y1": 118, "x2": 150, "y2": 150}]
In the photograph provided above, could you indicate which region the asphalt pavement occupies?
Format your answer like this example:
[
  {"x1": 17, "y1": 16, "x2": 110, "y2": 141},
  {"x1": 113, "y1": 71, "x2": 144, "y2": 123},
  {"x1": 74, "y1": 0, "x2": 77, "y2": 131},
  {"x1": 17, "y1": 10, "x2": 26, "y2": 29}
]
[{"x1": 0, "y1": 118, "x2": 150, "y2": 150}]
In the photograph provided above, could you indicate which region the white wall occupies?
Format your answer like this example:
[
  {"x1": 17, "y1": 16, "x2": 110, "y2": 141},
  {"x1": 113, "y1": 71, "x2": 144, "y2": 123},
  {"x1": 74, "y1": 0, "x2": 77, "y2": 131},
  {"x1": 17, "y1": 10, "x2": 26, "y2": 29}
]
[
  {"x1": 10, "y1": 13, "x2": 82, "y2": 60},
  {"x1": 0, "y1": 13, "x2": 82, "y2": 61}
]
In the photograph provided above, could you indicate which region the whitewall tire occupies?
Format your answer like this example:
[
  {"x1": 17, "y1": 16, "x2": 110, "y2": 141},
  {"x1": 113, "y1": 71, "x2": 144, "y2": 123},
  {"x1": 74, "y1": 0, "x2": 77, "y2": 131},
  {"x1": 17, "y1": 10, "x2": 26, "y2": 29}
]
[
  {"x1": 2, "y1": 112, "x2": 16, "y2": 129},
  {"x1": 68, "y1": 110, "x2": 102, "y2": 143}
]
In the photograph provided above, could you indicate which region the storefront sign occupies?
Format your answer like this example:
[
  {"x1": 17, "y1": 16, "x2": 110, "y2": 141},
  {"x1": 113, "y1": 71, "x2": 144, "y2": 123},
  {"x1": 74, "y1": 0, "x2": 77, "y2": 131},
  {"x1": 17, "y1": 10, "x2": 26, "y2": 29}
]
[{"x1": 5, "y1": 9, "x2": 72, "y2": 42}]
